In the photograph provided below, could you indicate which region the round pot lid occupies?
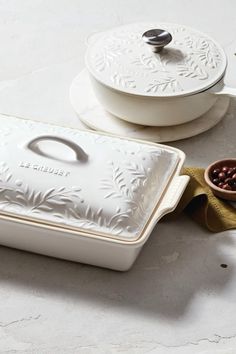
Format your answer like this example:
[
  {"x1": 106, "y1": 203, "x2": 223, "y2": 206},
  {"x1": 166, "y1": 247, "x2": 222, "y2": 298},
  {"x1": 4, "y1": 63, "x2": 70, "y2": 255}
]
[{"x1": 85, "y1": 22, "x2": 227, "y2": 97}]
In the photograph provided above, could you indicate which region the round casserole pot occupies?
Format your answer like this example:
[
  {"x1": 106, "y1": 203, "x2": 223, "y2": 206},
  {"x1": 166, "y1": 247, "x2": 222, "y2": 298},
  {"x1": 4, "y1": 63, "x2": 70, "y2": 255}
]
[{"x1": 85, "y1": 22, "x2": 236, "y2": 126}]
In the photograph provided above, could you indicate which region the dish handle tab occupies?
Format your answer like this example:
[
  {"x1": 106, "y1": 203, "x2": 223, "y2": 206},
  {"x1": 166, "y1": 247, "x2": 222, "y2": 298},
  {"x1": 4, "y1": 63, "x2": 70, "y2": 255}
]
[
  {"x1": 213, "y1": 85, "x2": 236, "y2": 97},
  {"x1": 209, "y1": 79, "x2": 236, "y2": 98},
  {"x1": 25, "y1": 135, "x2": 88, "y2": 162},
  {"x1": 154, "y1": 175, "x2": 190, "y2": 221}
]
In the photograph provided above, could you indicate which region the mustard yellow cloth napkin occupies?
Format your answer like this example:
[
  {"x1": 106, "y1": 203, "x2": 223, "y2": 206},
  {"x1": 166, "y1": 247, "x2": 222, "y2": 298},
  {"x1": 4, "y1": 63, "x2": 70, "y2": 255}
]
[{"x1": 165, "y1": 167, "x2": 236, "y2": 232}]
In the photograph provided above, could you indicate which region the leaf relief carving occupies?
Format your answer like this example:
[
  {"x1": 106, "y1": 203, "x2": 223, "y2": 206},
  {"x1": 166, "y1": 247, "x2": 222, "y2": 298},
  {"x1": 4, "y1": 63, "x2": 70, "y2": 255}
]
[
  {"x1": 146, "y1": 77, "x2": 183, "y2": 93},
  {"x1": 178, "y1": 57, "x2": 209, "y2": 80},
  {"x1": 111, "y1": 73, "x2": 136, "y2": 89}
]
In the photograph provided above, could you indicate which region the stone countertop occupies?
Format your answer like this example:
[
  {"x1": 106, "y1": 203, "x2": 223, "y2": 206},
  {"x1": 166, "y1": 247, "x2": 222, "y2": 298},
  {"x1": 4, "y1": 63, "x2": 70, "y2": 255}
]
[{"x1": 0, "y1": 0, "x2": 235, "y2": 353}]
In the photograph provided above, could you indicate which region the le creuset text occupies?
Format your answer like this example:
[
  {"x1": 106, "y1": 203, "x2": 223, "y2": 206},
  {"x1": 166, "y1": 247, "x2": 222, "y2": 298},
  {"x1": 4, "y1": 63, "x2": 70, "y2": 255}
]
[{"x1": 19, "y1": 161, "x2": 71, "y2": 177}]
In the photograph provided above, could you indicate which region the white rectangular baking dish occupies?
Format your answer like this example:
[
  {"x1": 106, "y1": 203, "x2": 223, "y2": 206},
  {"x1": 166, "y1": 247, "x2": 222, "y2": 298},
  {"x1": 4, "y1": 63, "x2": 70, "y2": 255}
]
[{"x1": 0, "y1": 115, "x2": 189, "y2": 270}]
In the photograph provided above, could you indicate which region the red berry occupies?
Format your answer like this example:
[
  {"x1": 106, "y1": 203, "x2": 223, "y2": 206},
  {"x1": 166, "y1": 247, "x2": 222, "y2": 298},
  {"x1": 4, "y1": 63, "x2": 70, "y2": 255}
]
[
  {"x1": 222, "y1": 166, "x2": 229, "y2": 173},
  {"x1": 228, "y1": 178, "x2": 234, "y2": 186},
  {"x1": 218, "y1": 172, "x2": 226, "y2": 181},
  {"x1": 227, "y1": 168, "x2": 233, "y2": 177},
  {"x1": 212, "y1": 168, "x2": 220, "y2": 178},
  {"x1": 213, "y1": 178, "x2": 220, "y2": 185}
]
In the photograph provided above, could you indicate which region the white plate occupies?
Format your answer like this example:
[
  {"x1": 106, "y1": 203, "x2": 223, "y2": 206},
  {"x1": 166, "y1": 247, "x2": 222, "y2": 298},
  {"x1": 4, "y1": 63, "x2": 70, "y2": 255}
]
[{"x1": 70, "y1": 69, "x2": 230, "y2": 143}]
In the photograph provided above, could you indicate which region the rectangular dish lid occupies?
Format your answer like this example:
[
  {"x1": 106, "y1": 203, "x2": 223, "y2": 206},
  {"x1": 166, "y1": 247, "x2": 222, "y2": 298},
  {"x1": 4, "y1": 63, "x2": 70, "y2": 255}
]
[{"x1": 0, "y1": 116, "x2": 180, "y2": 242}]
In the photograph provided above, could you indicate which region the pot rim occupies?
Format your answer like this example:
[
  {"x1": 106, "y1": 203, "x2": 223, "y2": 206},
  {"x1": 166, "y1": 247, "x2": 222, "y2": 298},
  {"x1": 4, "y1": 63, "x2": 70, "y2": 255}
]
[{"x1": 87, "y1": 70, "x2": 227, "y2": 99}]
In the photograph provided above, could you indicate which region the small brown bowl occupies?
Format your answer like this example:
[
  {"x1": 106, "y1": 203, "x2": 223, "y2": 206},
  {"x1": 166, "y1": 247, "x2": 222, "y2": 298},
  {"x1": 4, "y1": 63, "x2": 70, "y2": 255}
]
[{"x1": 204, "y1": 158, "x2": 236, "y2": 201}]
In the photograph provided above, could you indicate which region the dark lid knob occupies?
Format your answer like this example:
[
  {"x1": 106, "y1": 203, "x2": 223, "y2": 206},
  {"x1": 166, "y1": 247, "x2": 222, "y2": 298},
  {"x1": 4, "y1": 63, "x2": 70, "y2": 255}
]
[{"x1": 142, "y1": 29, "x2": 172, "y2": 53}]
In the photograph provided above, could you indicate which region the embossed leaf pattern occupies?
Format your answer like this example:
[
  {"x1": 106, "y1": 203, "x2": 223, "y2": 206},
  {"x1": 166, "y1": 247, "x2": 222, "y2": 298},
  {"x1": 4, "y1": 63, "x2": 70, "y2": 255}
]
[
  {"x1": 6, "y1": 185, "x2": 80, "y2": 212},
  {"x1": 178, "y1": 57, "x2": 209, "y2": 80},
  {"x1": 0, "y1": 163, "x2": 13, "y2": 192},
  {"x1": 111, "y1": 73, "x2": 136, "y2": 89},
  {"x1": 132, "y1": 54, "x2": 164, "y2": 73},
  {"x1": 31, "y1": 187, "x2": 81, "y2": 212},
  {"x1": 146, "y1": 148, "x2": 162, "y2": 161},
  {"x1": 89, "y1": 24, "x2": 223, "y2": 95},
  {"x1": 0, "y1": 116, "x2": 179, "y2": 239},
  {"x1": 126, "y1": 163, "x2": 147, "y2": 185},
  {"x1": 94, "y1": 45, "x2": 130, "y2": 72},
  {"x1": 100, "y1": 159, "x2": 160, "y2": 229},
  {"x1": 0, "y1": 165, "x2": 82, "y2": 214},
  {"x1": 184, "y1": 36, "x2": 195, "y2": 49},
  {"x1": 101, "y1": 164, "x2": 128, "y2": 199},
  {"x1": 192, "y1": 40, "x2": 221, "y2": 69},
  {"x1": 0, "y1": 161, "x2": 141, "y2": 236},
  {"x1": 146, "y1": 77, "x2": 183, "y2": 93},
  {"x1": 112, "y1": 31, "x2": 145, "y2": 48},
  {"x1": 65, "y1": 203, "x2": 135, "y2": 236},
  {"x1": 94, "y1": 53, "x2": 115, "y2": 72},
  {"x1": 197, "y1": 49, "x2": 220, "y2": 69},
  {"x1": 69, "y1": 206, "x2": 106, "y2": 229},
  {"x1": 183, "y1": 36, "x2": 221, "y2": 69}
]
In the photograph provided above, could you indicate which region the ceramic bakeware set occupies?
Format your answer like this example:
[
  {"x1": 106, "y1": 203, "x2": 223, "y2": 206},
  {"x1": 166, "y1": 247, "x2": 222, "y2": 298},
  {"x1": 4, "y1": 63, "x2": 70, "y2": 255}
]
[
  {"x1": 0, "y1": 115, "x2": 188, "y2": 270},
  {"x1": 0, "y1": 22, "x2": 233, "y2": 270}
]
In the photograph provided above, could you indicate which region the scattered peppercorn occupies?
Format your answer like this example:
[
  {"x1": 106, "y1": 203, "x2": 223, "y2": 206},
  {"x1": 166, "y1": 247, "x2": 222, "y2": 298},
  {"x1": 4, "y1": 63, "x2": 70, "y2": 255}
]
[{"x1": 220, "y1": 264, "x2": 228, "y2": 268}]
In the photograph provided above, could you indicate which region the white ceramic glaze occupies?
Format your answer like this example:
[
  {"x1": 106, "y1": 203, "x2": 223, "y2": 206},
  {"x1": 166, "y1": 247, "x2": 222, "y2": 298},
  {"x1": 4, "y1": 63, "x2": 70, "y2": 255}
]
[
  {"x1": 0, "y1": 172, "x2": 189, "y2": 271},
  {"x1": 85, "y1": 22, "x2": 235, "y2": 126},
  {"x1": 90, "y1": 75, "x2": 219, "y2": 126},
  {"x1": 0, "y1": 114, "x2": 188, "y2": 270},
  {"x1": 86, "y1": 22, "x2": 226, "y2": 98},
  {"x1": 70, "y1": 69, "x2": 230, "y2": 142},
  {"x1": 0, "y1": 115, "x2": 188, "y2": 253}
]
